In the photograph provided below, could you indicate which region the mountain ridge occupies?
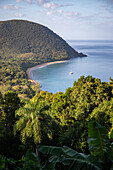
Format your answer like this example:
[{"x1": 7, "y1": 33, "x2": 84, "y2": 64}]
[{"x1": 0, "y1": 19, "x2": 86, "y2": 61}]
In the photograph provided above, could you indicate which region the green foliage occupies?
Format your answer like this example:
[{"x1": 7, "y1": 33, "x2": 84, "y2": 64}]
[
  {"x1": 109, "y1": 128, "x2": 113, "y2": 139},
  {"x1": 38, "y1": 145, "x2": 100, "y2": 170},
  {"x1": 1, "y1": 120, "x2": 112, "y2": 170},
  {"x1": 51, "y1": 92, "x2": 71, "y2": 125},
  {"x1": 38, "y1": 120, "x2": 113, "y2": 170},
  {"x1": 88, "y1": 119, "x2": 108, "y2": 158},
  {"x1": 21, "y1": 150, "x2": 40, "y2": 170},
  {"x1": 90, "y1": 99, "x2": 113, "y2": 129},
  {"x1": 0, "y1": 57, "x2": 38, "y2": 98},
  {"x1": 1, "y1": 91, "x2": 20, "y2": 132},
  {"x1": 51, "y1": 76, "x2": 112, "y2": 126},
  {"x1": 0, "y1": 150, "x2": 40, "y2": 170},
  {"x1": 88, "y1": 119, "x2": 113, "y2": 170},
  {"x1": 15, "y1": 99, "x2": 57, "y2": 145},
  {"x1": 0, "y1": 154, "x2": 16, "y2": 170},
  {"x1": 32, "y1": 76, "x2": 113, "y2": 153},
  {"x1": 0, "y1": 75, "x2": 113, "y2": 169},
  {"x1": 0, "y1": 91, "x2": 26, "y2": 159}
]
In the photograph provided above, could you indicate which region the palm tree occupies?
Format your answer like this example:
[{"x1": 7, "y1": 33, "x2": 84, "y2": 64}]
[{"x1": 14, "y1": 98, "x2": 56, "y2": 166}]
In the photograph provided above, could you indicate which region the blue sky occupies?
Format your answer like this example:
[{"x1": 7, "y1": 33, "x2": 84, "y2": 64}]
[{"x1": 0, "y1": 0, "x2": 113, "y2": 40}]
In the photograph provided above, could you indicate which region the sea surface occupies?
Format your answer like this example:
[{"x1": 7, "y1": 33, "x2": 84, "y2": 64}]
[{"x1": 31, "y1": 40, "x2": 113, "y2": 93}]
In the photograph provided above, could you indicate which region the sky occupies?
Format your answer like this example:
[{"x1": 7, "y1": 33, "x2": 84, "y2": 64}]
[{"x1": 0, "y1": 0, "x2": 113, "y2": 40}]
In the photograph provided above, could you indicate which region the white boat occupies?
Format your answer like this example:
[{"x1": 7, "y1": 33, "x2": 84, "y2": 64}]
[{"x1": 69, "y1": 72, "x2": 73, "y2": 74}]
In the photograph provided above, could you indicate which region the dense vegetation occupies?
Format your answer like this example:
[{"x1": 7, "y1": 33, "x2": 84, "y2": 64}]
[
  {"x1": 0, "y1": 76, "x2": 113, "y2": 169},
  {"x1": 0, "y1": 54, "x2": 40, "y2": 98},
  {"x1": 0, "y1": 19, "x2": 86, "y2": 98}
]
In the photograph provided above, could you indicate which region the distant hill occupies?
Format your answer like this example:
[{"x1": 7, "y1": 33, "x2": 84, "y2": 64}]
[{"x1": 0, "y1": 20, "x2": 86, "y2": 61}]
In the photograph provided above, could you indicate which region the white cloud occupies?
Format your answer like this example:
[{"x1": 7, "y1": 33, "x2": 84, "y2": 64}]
[
  {"x1": 15, "y1": 0, "x2": 72, "y2": 10},
  {"x1": 43, "y1": 2, "x2": 71, "y2": 10},
  {"x1": 57, "y1": 10, "x2": 79, "y2": 19},
  {"x1": 37, "y1": 0, "x2": 48, "y2": 5},
  {"x1": 44, "y1": 9, "x2": 79, "y2": 19},
  {"x1": 15, "y1": 13, "x2": 24, "y2": 17},
  {"x1": 16, "y1": 0, "x2": 32, "y2": 3},
  {"x1": 16, "y1": 0, "x2": 22, "y2": 2},
  {"x1": 25, "y1": 0, "x2": 32, "y2": 3},
  {"x1": 3, "y1": 4, "x2": 20, "y2": 10},
  {"x1": 43, "y1": 2, "x2": 60, "y2": 9},
  {"x1": 57, "y1": 9, "x2": 62, "y2": 14},
  {"x1": 63, "y1": 12, "x2": 79, "y2": 19},
  {"x1": 46, "y1": 11, "x2": 52, "y2": 16}
]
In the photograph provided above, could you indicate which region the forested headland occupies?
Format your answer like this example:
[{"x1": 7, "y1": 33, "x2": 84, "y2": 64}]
[{"x1": 0, "y1": 20, "x2": 113, "y2": 169}]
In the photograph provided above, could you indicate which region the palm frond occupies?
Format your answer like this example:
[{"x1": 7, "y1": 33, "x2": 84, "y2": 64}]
[
  {"x1": 88, "y1": 119, "x2": 108, "y2": 159},
  {"x1": 38, "y1": 145, "x2": 101, "y2": 170},
  {"x1": 109, "y1": 128, "x2": 113, "y2": 139}
]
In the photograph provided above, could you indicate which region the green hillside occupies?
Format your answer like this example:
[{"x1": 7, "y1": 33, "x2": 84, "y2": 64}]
[{"x1": 0, "y1": 20, "x2": 85, "y2": 60}]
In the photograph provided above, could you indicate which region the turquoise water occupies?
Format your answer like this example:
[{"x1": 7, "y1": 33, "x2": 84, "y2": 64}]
[{"x1": 32, "y1": 40, "x2": 113, "y2": 93}]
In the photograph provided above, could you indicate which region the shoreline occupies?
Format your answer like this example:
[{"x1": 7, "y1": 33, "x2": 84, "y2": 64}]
[{"x1": 26, "y1": 60, "x2": 69, "y2": 84}]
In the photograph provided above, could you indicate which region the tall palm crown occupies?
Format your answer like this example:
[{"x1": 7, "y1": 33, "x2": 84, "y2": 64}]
[{"x1": 15, "y1": 99, "x2": 54, "y2": 145}]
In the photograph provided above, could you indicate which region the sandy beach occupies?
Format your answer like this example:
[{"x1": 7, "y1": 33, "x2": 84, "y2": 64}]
[{"x1": 26, "y1": 60, "x2": 69, "y2": 83}]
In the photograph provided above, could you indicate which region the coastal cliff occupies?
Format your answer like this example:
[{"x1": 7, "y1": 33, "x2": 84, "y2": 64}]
[{"x1": 0, "y1": 19, "x2": 86, "y2": 62}]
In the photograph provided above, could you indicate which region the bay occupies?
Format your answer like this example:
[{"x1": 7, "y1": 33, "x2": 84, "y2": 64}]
[{"x1": 31, "y1": 40, "x2": 113, "y2": 93}]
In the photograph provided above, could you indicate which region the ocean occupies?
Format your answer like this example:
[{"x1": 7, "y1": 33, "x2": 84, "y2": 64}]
[{"x1": 31, "y1": 40, "x2": 113, "y2": 93}]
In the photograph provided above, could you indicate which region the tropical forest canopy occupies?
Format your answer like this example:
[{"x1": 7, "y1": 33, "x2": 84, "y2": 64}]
[{"x1": 0, "y1": 76, "x2": 113, "y2": 169}]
